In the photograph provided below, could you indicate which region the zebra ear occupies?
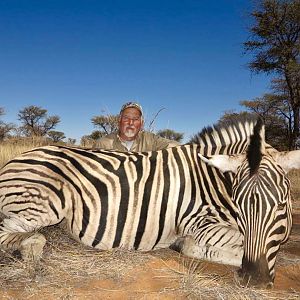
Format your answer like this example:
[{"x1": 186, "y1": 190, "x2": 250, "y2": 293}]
[
  {"x1": 198, "y1": 153, "x2": 245, "y2": 173},
  {"x1": 273, "y1": 150, "x2": 300, "y2": 173}
]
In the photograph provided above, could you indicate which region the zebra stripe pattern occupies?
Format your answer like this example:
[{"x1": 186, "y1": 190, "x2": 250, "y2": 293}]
[
  {"x1": 0, "y1": 117, "x2": 298, "y2": 287},
  {"x1": 229, "y1": 120, "x2": 293, "y2": 286}
]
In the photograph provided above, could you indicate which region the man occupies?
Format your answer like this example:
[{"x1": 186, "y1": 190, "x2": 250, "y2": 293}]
[{"x1": 96, "y1": 102, "x2": 179, "y2": 151}]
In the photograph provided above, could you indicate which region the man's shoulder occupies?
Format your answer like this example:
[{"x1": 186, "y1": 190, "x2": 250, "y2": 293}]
[
  {"x1": 139, "y1": 131, "x2": 180, "y2": 148},
  {"x1": 138, "y1": 131, "x2": 162, "y2": 142},
  {"x1": 139, "y1": 131, "x2": 157, "y2": 138}
]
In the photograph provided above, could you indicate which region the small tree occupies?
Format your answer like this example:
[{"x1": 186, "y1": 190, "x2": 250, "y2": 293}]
[
  {"x1": 91, "y1": 115, "x2": 119, "y2": 136},
  {"x1": 80, "y1": 135, "x2": 94, "y2": 147},
  {"x1": 240, "y1": 93, "x2": 292, "y2": 149},
  {"x1": 80, "y1": 130, "x2": 109, "y2": 147},
  {"x1": 47, "y1": 131, "x2": 66, "y2": 143},
  {"x1": 0, "y1": 107, "x2": 15, "y2": 141},
  {"x1": 157, "y1": 129, "x2": 184, "y2": 142},
  {"x1": 218, "y1": 110, "x2": 254, "y2": 125},
  {"x1": 67, "y1": 138, "x2": 76, "y2": 145},
  {"x1": 18, "y1": 105, "x2": 60, "y2": 137},
  {"x1": 89, "y1": 130, "x2": 107, "y2": 140}
]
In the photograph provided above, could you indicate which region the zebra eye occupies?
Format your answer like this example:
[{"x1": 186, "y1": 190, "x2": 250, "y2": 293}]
[{"x1": 277, "y1": 202, "x2": 286, "y2": 210}]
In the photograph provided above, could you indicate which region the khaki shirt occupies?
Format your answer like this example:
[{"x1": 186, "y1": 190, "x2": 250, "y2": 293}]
[{"x1": 95, "y1": 131, "x2": 179, "y2": 152}]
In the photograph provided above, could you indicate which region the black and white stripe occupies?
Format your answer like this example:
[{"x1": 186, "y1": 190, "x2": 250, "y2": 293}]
[{"x1": 0, "y1": 117, "x2": 297, "y2": 287}]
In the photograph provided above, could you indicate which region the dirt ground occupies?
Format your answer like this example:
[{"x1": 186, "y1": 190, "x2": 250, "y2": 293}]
[{"x1": 0, "y1": 216, "x2": 299, "y2": 300}]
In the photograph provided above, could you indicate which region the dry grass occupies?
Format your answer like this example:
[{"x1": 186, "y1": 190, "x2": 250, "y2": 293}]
[
  {"x1": 0, "y1": 226, "x2": 153, "y2": 298},
  {"x1": 0, "y1": 226, "x2": 299, "y2": 299},
  {"x1": 0, "y1": 137, "x2": 52, "y2": 166},
  {"x1": 176, "y1": 259, "x2": 300, "y2": 300}
]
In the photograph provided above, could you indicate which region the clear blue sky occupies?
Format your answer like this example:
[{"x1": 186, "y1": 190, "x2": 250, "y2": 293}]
[{"x1": 0, "y1": 0, "x2": 271, "y2": 143}]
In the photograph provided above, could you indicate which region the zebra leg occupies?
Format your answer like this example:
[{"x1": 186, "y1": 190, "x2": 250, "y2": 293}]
[
  {"x1": 171, "y1": 227, "x2": 243, "y2": 267},
  {"x1": 0, "y1": 218, "x2": 46, "y2": 261}
]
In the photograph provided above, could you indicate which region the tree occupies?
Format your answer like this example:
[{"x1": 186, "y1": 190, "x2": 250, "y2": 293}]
[
  {"x1": 244, "y1": 0, "x2": 300, "y2": 149},
  {"x1": 0, "y1": 107, "x2": 15, "y2": 141},
  {"x1": 91, "y1": 115, "x2": 119, "y2": 136},
  {"x1": 67, "y1": 138, "x2": 76, "y2": 145},
  {"x1": 240, "y1": 92, "x2": 292, "y2": 149},
  {"x1": 80, "y1": 130, "x2": 106, "y2": 147},
  {"x1": 270, "y1": 77, "x2": 297, "y2": 146},
  {"x1": 47, "y1": 130, "x2": 66, "y2": 143},
  {"x1": 218, "y1": 110, "x2": 255, "y2": 125},
  {"x1": 157, "y1": 129, "x2": 184, "y2": 142},
  {"x1": 0, "y1": 123, "x2": 15, "y2": 141},
  {"x1": 88, "y1": 130, "x2": 106, "y2": 140},
  {"x1": 18, "y1": 105, "x2": 60, "y2": 137}
]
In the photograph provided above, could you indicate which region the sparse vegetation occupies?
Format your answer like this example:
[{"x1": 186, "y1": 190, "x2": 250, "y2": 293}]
[
  {"x1": 0, "y1": 225, "x2": 299, "y2": 299},
  {"x1": 0, "y1": 137, "x2": 51, "y2": 167}
]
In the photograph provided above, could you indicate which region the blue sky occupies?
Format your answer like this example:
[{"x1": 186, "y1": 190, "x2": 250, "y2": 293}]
[{"x1": 0, "y1": 0, "x2": 271, "y2": 143}]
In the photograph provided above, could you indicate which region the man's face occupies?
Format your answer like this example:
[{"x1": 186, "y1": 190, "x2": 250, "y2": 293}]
[{"x1": 119, "y1": 107, "x2": 143, "y2": 141}]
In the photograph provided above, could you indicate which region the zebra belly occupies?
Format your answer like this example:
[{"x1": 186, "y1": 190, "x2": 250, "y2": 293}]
[
  {"x1": 66, "y1": 221, "x2": 178, "y2": 251},
  {"x1": 67, "y1": 197, "x2": 178, "y2": 251}
]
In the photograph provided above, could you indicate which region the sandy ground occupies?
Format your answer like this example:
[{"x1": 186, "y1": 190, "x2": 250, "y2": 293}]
[{"x1": 0, "y1": 216, "x2": 299, "y2": 300}]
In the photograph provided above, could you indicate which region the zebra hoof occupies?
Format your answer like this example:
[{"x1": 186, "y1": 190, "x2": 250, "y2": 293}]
[
  {"x1": 169, "y1": 237, "x2": 185, "y2": 253},
  {"x1": 20, "y1": 233, "x2": 46, "y2": 262}
]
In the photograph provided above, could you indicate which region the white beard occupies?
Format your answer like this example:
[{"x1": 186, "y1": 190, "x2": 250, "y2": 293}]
[{"x1": 124, "y1": 128, "x2": 136, "y2": 138}]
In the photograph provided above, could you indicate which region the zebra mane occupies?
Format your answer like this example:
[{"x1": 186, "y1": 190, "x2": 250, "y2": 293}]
[
  {"x1": 247, "y1": 118, "x2": 264, "y2": 176},
  {"x1": 189, "y1": 115, "x2": 260, "y2": 155}
]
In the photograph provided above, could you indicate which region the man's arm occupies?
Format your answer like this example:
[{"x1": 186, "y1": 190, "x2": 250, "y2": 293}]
[{"x1": 153, "y1": 134, "x2": 180, "y2": 150}]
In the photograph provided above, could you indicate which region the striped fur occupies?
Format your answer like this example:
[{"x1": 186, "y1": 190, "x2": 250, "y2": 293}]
[
  {"x1": 0, "y1": 118, "x2": 293, "y2": 287},
  {"x1": 233, "y1": 124, "x2": 292, "y2": 287}
]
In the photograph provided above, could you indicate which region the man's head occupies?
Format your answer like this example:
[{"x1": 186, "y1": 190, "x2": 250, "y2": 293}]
[{"x1": 118, "y1": 102, "x2": 144, "y2": 141}]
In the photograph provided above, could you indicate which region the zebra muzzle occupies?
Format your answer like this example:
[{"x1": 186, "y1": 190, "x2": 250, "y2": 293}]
[{"x1": 237, "y1": 256, "x2": 274, "y2": 288}]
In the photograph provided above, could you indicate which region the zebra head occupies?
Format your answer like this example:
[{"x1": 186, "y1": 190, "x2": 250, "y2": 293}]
[{"x1": 199, "y1": 119, "x2": 300, "y2": 288}]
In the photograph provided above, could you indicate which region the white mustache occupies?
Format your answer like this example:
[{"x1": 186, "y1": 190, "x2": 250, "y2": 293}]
[{"x1": 125, "y1": 126, "x2": 136, "y2": 131}]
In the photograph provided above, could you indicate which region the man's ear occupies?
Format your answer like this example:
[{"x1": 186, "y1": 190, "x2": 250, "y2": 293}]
[{"x1": 198, "y1": 153, "x2": 246, "y2": 173}]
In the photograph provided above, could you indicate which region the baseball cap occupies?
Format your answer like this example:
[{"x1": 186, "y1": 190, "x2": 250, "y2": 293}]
[{"x1": 120, "y1": 102, "x2": 143, "y2": 116}]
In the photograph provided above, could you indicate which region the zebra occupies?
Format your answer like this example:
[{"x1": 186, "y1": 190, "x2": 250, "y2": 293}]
[
  {"x1": 0, "y1": 118, "x2": 299, "y2": 287},
  {"x1": 195, "y1": 119, "x2": 297, "y2": 287}
]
